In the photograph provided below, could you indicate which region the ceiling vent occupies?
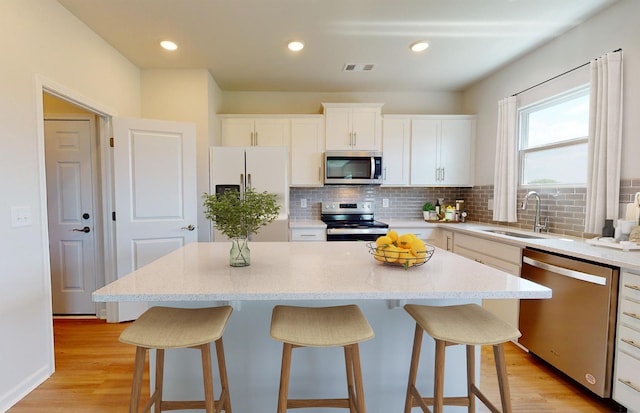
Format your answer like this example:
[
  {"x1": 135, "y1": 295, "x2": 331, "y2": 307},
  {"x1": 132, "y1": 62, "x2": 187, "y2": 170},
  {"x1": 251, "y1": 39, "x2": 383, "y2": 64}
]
[{"x1": 343, "y1": 63, "x2": 375, "y2": 72}]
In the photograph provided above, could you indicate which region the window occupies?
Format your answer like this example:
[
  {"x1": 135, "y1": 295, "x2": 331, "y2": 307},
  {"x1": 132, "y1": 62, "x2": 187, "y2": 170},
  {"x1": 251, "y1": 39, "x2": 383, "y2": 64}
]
[{"x1": 519, "y1": 86, "x2": 590, "y2": 186}]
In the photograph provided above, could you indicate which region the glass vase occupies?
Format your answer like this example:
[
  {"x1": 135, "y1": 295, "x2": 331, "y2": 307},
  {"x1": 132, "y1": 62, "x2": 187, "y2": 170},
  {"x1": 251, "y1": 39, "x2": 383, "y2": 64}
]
[{"x1": 229, "y1": 237, "x2": 250, "y2": 267}]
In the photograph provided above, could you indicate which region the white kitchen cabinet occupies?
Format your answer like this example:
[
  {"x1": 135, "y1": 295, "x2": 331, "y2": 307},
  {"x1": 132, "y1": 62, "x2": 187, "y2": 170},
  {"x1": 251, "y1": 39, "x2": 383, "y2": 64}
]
[
  {"x1": 219, "y1": 116, "x2": 290, "y2": 147},
  {"x1": 323, "y1": 103, "x2": 383, "y2": 150},
  {"x1": 382, "y1": 116, "x2": 410, "y2": 185},
  {"x1": 613, "y1": 270, "x2": 640, "y2": 412},
  {"x1": 452, "y1": 232, "x2": 522, "y2": 328},
  {"x1": 441, "y1": 229, "x2": 454, "y2": 251},
  {"x1": 290, "y1": 116, "x2": 325, "y2": 186},
  {"x1": 410, "y1": 116, "x2": 475, "y2": 186}
]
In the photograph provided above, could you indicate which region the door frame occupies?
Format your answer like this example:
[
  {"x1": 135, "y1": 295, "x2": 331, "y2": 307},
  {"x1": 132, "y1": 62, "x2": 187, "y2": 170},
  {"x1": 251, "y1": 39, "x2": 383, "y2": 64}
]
[{"x1": 35, "y1": 75, "x2": 118, "y2": 320}]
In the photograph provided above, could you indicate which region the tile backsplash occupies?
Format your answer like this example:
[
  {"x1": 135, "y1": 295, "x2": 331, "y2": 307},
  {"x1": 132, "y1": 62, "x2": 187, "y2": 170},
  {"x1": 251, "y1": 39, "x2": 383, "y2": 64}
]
[{"x1": 290, "y1": 178, "x2": 640, "y2": 239}]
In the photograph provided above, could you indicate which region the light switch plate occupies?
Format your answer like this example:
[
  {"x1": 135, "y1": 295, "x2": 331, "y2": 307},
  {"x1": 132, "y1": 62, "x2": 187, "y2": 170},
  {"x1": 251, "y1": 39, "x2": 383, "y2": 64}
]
[
  {"x1": 300, "y1": 198, "x2": 307, "y2": 208},
  {"x1": 382, "y1": 199, "x2": 389, "y2": 208}
]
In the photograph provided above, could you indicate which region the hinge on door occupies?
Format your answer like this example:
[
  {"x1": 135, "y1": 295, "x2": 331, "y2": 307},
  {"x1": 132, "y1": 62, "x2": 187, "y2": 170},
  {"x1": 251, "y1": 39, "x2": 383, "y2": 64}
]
[
  {"x1": 112, "y1": 211, "x2": 116, "y2": 221},
  {"x1": 109, "y1": 137, "x2": 114, "y2": 148}
]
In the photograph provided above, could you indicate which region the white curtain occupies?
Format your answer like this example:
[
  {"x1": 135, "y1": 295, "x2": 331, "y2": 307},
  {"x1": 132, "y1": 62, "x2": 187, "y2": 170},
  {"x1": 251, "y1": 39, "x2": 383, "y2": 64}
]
[
  {"x1": 493, "y1": 95, "x2": 518, "y2": 222},
  {"x1": 585, "y1": 51, "x2": 623, "y2": 233}
]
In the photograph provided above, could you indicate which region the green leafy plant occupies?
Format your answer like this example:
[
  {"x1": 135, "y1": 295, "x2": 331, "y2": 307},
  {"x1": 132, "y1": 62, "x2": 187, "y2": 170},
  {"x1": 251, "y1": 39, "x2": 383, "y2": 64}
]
[
  {"x1": 422, "y1": 202, "x2": 435, "y2": 212},
  {"x1": 203, "y1": 188, "x2": 281, "y2": 239}
]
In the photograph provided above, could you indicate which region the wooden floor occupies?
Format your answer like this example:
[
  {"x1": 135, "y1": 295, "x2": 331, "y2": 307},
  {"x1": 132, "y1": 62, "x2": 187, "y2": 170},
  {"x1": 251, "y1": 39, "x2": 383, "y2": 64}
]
[{"x1": 9, "y1": 318, "x2": 625, "y2": 412}]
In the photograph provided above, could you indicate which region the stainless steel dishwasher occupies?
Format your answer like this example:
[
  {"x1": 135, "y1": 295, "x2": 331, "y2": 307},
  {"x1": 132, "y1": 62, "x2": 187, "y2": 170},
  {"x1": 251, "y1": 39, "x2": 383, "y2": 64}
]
[{"x1": 519, "y1": 248, "x2": 619, "y2": 398}]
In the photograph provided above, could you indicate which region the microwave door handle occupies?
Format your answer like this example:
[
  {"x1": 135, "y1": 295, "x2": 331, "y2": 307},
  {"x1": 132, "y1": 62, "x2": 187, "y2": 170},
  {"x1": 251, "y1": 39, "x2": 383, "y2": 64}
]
[{"x1": 371, "y1": 157, "x2": 375, "y2": 179}]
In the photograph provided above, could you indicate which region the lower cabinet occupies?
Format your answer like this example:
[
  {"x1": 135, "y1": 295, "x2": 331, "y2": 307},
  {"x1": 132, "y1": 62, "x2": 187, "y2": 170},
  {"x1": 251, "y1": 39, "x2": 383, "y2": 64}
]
[
  {"x1": 613, "y1": 270, "x2": 640, "y2": 411},
  {"x1": 452, "y1": 232, "x2": 522, "y2": 329},
  {"x1": 290, "y1": 227, "x2": 326, "y2": 242}
]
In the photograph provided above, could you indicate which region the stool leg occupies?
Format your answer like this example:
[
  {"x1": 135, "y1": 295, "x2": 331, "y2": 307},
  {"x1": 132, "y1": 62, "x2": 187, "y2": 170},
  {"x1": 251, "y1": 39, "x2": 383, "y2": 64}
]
[
  {"x1": 347, "y1": 344, "x2": 366, "y2": 413},
  {"x1": 154, "y1": 349, "x2": 165, "y2": 413},
  {"x1": 404, "y1": 323, "x2": 424, "y2": 413},
  {"x1": 277, "y1": 343, "x2": 293, "y2": 413},
  {"x1": 200, "y1": 343, "x2": 215, "y2": 413},
  {"x1": 466, "y1": 345, "x2": 475, "y2": 413},
  {"x1": 344, "y1": 346, "x2": 357, "y2": 413},
  {"x1": 433, "y1": 339, "x2": 446, "y2": 413},
  {"x1": 493, "y1": 344, "x2": 513, "y2": 413},
  {"x1": 215, "y1": 338, "x2": 232, "y2": 413},
  {"x1": 130, "y1": 346, "x2": 147, "y2": 413}
]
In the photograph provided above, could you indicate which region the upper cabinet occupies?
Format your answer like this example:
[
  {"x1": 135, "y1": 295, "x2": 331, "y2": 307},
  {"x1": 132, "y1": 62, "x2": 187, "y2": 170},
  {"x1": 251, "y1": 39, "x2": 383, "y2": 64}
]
[
  {"x1": 381, "y1": 116, "x2": 411, "y2": 186},
  {"x1": 410, "y1": 116, "x2": 475, "y2": 187},
  {"x1": 219, "y1": 116, "x2": 291, "y2": 147},
  {"x1": 290, "y1": 116, "x2": 325, "y2": 187},
  {"x1": 322, "y1": 103, "x2": 383, "y2": 150}
]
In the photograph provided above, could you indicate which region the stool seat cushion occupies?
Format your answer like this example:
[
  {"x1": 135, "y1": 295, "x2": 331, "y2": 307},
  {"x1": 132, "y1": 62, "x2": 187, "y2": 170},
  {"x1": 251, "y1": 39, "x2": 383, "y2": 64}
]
[
  {"x1": 404, "y1": 303, "x2": 520, "y2": 345},
  {"x1": 119, "y1": 306, "x2": 233, "y2": 349},
  {"x1": 271, "y1": 305, "x2": 374, "y2": 347}
]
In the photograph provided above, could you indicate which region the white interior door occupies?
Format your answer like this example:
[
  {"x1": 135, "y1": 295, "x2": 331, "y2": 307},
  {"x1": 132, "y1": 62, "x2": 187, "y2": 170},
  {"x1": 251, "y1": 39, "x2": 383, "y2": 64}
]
[
  {"x1": 45, "y1": 119, "x2": 97, "y2": 314},
  {"x1": 112, "y1": 117, "x2": 197, "y2": 322}
]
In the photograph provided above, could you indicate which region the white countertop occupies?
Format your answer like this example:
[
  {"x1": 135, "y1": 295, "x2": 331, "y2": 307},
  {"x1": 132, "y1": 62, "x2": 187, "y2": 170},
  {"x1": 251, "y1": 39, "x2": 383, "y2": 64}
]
[{"x1": 92, "y1": 242, "x2": 550, "y2": 302}]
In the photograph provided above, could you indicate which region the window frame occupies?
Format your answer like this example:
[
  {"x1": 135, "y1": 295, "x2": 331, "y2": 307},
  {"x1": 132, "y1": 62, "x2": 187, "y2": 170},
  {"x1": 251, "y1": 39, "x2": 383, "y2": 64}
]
[{"x1": 518, "y1": 84, "x2": 590, "y2": 187}]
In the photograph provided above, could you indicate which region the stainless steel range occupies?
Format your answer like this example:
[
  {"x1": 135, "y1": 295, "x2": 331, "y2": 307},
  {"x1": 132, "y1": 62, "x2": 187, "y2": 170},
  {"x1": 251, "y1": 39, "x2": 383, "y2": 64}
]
[{"x1": 321, "y1": 201, "x2": 389, "y2": 241}]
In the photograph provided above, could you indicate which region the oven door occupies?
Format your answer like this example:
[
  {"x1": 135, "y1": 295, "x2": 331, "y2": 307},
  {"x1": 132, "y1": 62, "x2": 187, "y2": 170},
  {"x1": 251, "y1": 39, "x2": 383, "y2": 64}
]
[{"x1": 326, "y1": 228, "x2": 387, "y2": 242}]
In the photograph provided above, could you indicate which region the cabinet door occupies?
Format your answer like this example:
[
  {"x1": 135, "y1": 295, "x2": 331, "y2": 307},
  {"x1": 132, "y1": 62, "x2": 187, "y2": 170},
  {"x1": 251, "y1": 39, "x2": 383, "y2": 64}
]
[
  {"x1": 351, "y1": 108, "x2": 380, "y2": 150},
  {"x1": 410, "y1": 119, "x2": 439, "y2": 185},
  {"x1": 253, "y1": 118, "x2": 290, "y2": 147},
  {"x1": 324, "y1": 107, "x2": 352, "y2": 150},
  {"x1": 382, "y1": 118, "x2": 410, "y2": 185},
  {"x1": 440, "y1": 119, "x2": 473, "y2": 186},
  {"x1": 220, "y1": 118, "x2": 254, "y2": 146},
  {"x1": 291, "y1": 117, "x2": 325, "y2": 186}
]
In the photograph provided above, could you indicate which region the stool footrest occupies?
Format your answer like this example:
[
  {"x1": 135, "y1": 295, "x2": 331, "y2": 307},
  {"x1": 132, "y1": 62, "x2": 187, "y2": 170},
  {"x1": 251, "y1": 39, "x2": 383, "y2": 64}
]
[{"x1": 288, "y1": 398, "x2": 351, "y2": 409}]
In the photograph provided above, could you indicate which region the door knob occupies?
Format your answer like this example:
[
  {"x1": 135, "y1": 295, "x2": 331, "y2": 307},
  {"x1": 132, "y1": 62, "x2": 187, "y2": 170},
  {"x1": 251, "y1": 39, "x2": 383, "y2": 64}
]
[
  {"x1": 181, "y1": 224, "x2": 196, "y2": 231},
  {"x1": 72, "y1": 226, "x2": 91, "y2": 233}
]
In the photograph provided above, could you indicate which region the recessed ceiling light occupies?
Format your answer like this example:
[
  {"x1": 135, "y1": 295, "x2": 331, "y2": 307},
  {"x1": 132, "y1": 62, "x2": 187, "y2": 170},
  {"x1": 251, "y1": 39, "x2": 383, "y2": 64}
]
[
  {"x1": 288, "y1": 41, "x2": 304, "y2": 52},
  {"x1": 160, "y1": 40, "x2": 178, "y2": 51},
  {"x1": 410, "y1": 41, "x2": 429, "y2": 53}
]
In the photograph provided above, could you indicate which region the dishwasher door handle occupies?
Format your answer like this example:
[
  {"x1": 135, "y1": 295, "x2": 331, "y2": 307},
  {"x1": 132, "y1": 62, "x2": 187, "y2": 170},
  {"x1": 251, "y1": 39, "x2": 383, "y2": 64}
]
[{"x1": 523, "y1": 256, "x2": 607, "y2": 286}]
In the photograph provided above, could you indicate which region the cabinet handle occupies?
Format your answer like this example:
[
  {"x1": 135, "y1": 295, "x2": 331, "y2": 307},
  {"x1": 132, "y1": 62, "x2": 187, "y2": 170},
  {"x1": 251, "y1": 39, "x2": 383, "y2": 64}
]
[
  {"x1": 441, "y1": 167, "x2": 445, "y2": 181},
  {"x1": 353, "y1": 131, "x2": 357, "y2": 146},
  {"x1": 300, "y1": 234, "x2": 316, "y2": 237},
  {"x1": 623, "y1": 311, "x2": 640, "y2": 321},
  {"x1": 240, "y1": 173, "x2": 245, "y2": 191},
  {"x1": 435, "y1": 168, "x2": 439, "y2": 181},
  {"x1": 618, "y1": 378, "x2": 640, "y2": 393},
  {"x1": 247, "y1": 173, "x2": 252, "y2": 188},
  {"x1": 318, "y1": 167, "x2": 321, "y2": 181},
  {"x1": 250, "y1": 131, "x2": 254, "y2": 146},
  {"x1": 625, "y1": 284, "x2": 640, "y2": 291},
  {"x1": 621, "y1": 338, "x2": 640, "y2": 350},
  {"x1": 255, "y1": 131, "x2": 258, "y2": 146}
]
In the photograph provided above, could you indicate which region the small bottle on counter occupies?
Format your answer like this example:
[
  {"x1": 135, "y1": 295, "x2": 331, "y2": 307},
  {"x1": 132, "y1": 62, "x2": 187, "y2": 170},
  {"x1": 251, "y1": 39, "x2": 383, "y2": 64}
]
[{"x1": 435, "y1": 199, "x2": 441, "y2": 215}]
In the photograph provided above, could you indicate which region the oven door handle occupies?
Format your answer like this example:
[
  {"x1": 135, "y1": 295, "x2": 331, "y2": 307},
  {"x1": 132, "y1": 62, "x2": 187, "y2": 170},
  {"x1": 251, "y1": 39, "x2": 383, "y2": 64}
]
[{"x1": 523, "y1": 256, "x2": 607, "y2": 285}]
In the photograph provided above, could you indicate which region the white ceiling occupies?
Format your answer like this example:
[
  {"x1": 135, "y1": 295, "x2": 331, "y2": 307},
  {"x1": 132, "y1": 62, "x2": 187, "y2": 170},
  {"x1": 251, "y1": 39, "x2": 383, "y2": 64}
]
[{"x1": 57, "y1": 0, "x2": 616, "y2": 93}]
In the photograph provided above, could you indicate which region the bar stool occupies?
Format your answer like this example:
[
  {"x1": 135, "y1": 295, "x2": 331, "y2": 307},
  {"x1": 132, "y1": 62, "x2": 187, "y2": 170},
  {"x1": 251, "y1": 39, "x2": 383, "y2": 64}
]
[
  {"x1": 270, "y1": 304, "x2": 374, "y2": 413},
  {"x1": 403, "y1": 303, "x2": 521, "y2": 413},
  {"x1": 119, "y1": 306, "x2": 233, "y2": 413}
]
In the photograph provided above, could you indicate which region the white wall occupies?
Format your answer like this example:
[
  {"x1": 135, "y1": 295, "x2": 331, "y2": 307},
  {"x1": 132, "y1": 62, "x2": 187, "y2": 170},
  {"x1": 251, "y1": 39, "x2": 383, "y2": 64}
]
[
  {"x1": 219, "y1": 91, "x2": 463, "y2": 114},
  {"x1": 463, "y1": 0, "x2": 640, "y2": 185},
  {"x1": 0, "y1": 1, "x2": 141, "y2": 410},
  {"x1": 141, "y1": 69, "x2": 224, "y2": 241}
]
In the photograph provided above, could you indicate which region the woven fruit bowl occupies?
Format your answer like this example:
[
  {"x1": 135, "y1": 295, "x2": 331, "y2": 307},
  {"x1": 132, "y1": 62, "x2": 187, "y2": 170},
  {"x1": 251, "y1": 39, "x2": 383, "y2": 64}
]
[{"x1": 366, "y1": 242, "x2": 435, "y2": 269}]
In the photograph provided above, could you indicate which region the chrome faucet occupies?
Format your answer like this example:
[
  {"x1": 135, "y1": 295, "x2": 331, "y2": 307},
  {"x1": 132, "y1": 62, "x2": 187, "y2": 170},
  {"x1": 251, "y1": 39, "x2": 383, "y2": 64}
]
[{"x1": 522, "y1": 191, "x2": 548, "y2": 233}]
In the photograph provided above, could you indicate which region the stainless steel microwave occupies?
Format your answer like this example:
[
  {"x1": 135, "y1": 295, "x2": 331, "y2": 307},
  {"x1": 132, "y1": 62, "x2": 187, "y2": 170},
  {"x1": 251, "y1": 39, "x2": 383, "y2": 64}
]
[{"x1": 324, "y1": 151, "x2": 383, "y2": 185}]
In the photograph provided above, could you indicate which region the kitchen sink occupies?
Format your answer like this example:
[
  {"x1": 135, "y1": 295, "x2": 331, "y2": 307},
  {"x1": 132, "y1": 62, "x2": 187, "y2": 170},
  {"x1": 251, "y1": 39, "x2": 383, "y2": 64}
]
[{"x1": 481, "y1": 229, "x2": 546, "y2": 239}]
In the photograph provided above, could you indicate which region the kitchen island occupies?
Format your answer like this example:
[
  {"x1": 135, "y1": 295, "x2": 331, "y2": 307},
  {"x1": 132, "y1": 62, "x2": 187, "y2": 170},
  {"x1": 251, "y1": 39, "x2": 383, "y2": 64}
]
[{"x1": 93, "y1": 242, "x2": 550, "y2": 413}]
